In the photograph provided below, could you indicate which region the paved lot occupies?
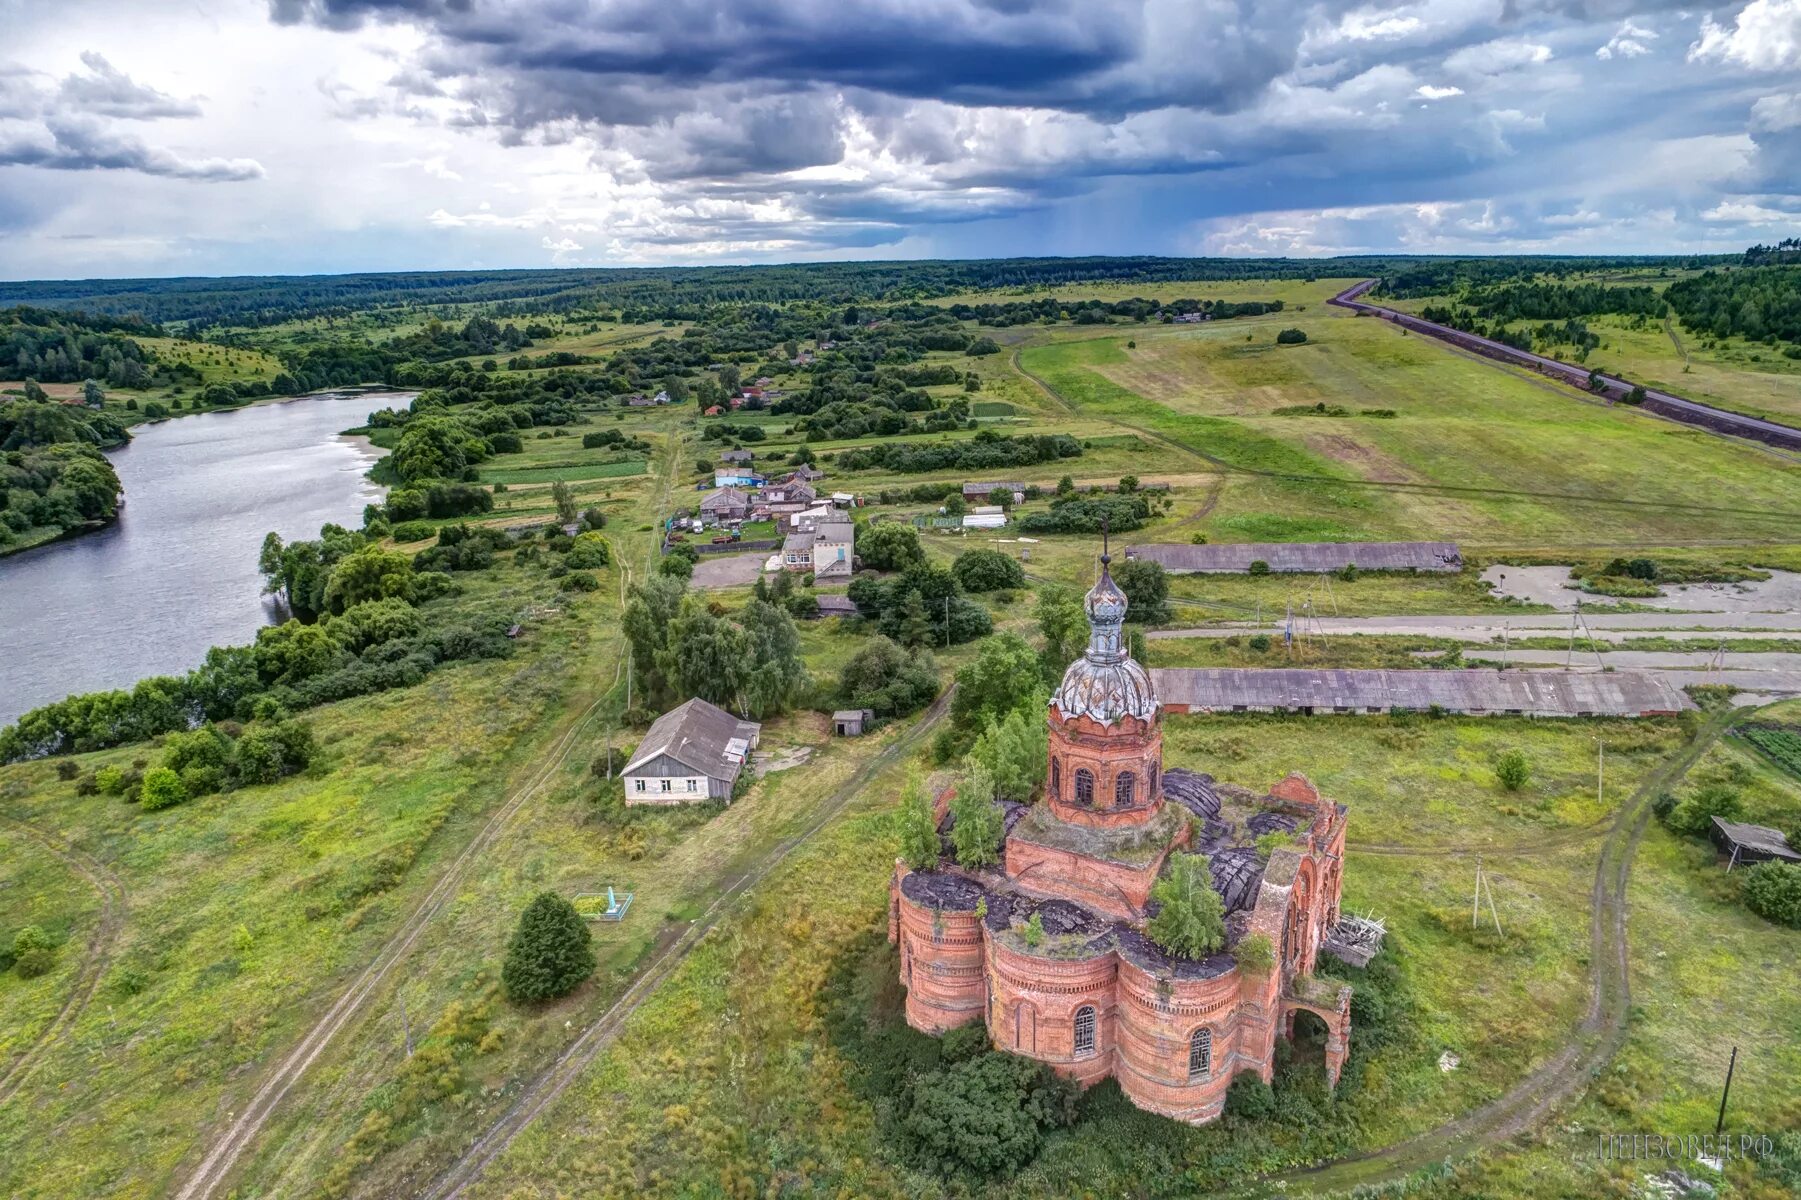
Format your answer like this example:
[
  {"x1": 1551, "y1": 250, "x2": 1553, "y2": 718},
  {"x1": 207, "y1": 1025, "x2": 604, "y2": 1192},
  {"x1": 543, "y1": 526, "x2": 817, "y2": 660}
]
[{"x1": 691, "y1": 551, "x2": 770, "y2": 588}]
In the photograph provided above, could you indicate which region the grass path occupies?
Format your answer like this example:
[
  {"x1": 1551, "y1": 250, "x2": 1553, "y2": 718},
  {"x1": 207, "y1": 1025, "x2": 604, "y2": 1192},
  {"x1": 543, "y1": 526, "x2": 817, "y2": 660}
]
[
  {"x1": 0, "y1": 813, "x2": 127, "y2": 1107},
  {"x1": 420, "y1": 686, "x2": 955, "y2": 1199},
  {"x1": 1257, "y1": 707, "x2": 1737, "y2": 1195},
  {"x1": 175, "y1": 431, "x2": 685, "y2": 1200}
]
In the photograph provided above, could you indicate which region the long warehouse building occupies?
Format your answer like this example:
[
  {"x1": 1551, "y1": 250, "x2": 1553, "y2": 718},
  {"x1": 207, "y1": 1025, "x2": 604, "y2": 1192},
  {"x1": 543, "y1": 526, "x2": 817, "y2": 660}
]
[
  {"x1": 1126, "y1": 541, "x2": 1463, "y2": 574},
  {"x1": 1152, "y1": 668, "x2": 1692, "y2": 717}
]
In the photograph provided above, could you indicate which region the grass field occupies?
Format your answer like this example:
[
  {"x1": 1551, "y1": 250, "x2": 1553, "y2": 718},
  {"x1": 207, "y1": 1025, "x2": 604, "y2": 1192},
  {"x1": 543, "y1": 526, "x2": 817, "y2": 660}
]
[
  {"x1": 1017, "y1": 309, "x2": 1801, "y2": 549},
  {"x1": 438, "y1": 712, "x2": 1790, "y2": 1200}
]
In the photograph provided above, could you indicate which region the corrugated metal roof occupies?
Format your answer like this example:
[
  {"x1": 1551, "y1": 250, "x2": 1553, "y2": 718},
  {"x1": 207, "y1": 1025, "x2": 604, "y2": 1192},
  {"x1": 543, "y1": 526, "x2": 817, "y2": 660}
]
[
  {"x1": 1126, "y1": 541, "x2": 1463, "y2": 573},
  {"x1": 1151, "y1": 668, "x2": 1692, "y2": 716},
  {"x1": 625, "y1": 698, "x2": 761, "y2": 781}
]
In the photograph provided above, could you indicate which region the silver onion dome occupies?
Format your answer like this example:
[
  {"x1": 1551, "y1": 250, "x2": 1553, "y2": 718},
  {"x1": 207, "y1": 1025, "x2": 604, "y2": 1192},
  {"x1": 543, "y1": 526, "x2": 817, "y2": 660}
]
[{"x1": 1051, "y1": 549, "x2": 1158, "y2": 724}]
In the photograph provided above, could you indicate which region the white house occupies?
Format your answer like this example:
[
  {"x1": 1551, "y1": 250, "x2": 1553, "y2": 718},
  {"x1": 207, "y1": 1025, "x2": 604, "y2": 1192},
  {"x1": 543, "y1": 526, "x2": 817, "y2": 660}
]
[
  {"x1": 781, "y1": 520, "x2": 854, "y2": 577},
  {"x1": 622, "y1": 698, "x2": 761, "y2": 804}
]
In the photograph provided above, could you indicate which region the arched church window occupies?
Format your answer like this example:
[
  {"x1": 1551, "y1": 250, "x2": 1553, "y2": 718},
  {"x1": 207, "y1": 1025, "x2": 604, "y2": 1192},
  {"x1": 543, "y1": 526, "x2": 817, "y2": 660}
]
[
  {"x1": 1115, "y1": 772, "x2": 1135, "y2": 807},
  {"x1": 1073, "y1": 1005, "x2": 1096, "y2": 1055},
  {"x1": 1075, "y1": 769, "x2": 1094, "y2": 806},
  {"x1": 1189, "y1": 1027, "x2": 1211, "y2": 1080},
  {"x1": 1050, "y1": 758, "x2": 1061, "y2": 801}
]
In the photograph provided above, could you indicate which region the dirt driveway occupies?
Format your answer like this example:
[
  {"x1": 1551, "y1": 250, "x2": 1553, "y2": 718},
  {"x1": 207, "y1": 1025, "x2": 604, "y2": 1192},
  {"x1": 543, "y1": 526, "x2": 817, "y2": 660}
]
[{"x1": 691, "y1": 551, "x2": 771, "y2": 588}]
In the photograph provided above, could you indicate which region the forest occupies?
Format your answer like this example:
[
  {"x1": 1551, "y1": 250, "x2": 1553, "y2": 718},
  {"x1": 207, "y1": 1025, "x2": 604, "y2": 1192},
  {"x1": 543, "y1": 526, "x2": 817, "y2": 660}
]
[
  {"x1": 1, "y1": 307, "x2": 165, "y2": 387},
  {"x1": 1664, "y1": 266, "x2": 1801, "y2": 346}
]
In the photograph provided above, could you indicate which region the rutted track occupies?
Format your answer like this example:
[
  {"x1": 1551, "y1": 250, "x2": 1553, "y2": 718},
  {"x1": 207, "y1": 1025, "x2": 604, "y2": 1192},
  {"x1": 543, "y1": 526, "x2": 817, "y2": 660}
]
[
  {"x1": 1254, "y1": 708, "x2": 1735, "y2": 1195},
  {"x1": 0, "y1": 814, "x2": 127, "y2": 1107},
  {"x1": 175, "y1": 433, "x2": 685, "y2": 1200},
  {"x1": 419, "y1": 687, "x2": 954, "y2": 1200}
]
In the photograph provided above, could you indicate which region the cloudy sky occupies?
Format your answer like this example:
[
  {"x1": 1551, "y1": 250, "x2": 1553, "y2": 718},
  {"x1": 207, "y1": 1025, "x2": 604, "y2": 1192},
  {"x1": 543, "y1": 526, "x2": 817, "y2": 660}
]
[{"x1": 0, "y1": 0, "x2": 1797, "y2": 280}]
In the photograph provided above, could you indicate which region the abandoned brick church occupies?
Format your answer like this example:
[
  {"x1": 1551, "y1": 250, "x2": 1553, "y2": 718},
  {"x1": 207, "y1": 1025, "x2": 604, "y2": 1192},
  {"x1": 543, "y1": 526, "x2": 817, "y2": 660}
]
[{"x1": 889, "y1": 544, "x2": 1354, "y2": 1124}]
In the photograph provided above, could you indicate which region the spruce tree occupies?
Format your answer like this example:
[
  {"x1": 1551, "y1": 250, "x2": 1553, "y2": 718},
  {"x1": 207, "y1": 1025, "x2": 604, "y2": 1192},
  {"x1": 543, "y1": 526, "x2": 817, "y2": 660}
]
[{"x1": 502, "y1": 891, "x2": 596, "y2": 1002}]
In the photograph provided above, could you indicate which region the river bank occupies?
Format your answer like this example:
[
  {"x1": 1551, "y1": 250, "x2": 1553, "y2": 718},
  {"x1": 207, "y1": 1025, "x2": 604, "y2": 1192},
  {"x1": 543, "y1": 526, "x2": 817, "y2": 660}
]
[{"x1": 0, "y1": 392, "x2": 403, "y2": 725}]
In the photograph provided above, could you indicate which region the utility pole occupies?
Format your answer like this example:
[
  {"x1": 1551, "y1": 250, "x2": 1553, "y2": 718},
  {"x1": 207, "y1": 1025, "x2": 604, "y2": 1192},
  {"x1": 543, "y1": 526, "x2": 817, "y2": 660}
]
[
  {"x1": 1596, "y1": 739, "x2": 1605, "y2": 806},
  {"x1": 1715, "y1": 1045, "x2": 1738, "y2": 1135}
]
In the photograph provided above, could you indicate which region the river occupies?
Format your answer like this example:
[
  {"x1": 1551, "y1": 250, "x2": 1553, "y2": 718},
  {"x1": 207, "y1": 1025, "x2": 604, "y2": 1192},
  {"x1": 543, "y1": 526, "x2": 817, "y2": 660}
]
[{"x1": 0, "y1": 393, "x2": 400, "y2": 726}]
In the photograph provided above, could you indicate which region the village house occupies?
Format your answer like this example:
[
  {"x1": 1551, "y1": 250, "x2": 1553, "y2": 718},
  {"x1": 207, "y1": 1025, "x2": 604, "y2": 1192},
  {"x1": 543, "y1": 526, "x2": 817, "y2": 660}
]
[
  {"x1": 890, "y1": 543, "x2": 1355, "y2": 1125},
  {"x1": 720, "y1": 448, "x2": 754, "y2": 464},
  {"x1": 622, "y1": 698, "x2": 761, "y2": 804},
  {"x1": 782, "y1": 520, "x2": 854, "y2": 577},
  {"x1": 698, "y1": 486, "x2": 751, "y2": 526},
  {"x1": 763, "y1": 479, "x2": 817, "y2": 506},
  {"x1": 714, "y1": 467, "x2": 765, "y2": 489},
  {"x1": 790, "y1": 463, "x2": 826, "y2": 483}
]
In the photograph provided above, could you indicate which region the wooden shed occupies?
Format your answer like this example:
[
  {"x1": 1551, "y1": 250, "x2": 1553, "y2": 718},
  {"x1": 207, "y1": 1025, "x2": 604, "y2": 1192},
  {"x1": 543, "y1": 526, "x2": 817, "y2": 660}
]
[{"x1": 833, "y1": 709, "x2": 874, "y2": 736}]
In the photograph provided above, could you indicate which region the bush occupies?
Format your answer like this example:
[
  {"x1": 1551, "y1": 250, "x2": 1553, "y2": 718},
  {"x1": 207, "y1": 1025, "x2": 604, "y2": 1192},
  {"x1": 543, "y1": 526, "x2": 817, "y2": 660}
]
[
  {"x1": 1146, "y1": 852, "x2": 1225, "y2": 958},
  {"x1": 560, "y1": 571, "x2": 601, "y2": 592},
  {"x1": 566, "y1": 531, "x2": 611, "y2": 569},
  {"x1": 657, "y1": 553, "x2": 694, "y2": 580},
  {"x1": 1224, "y1": 1070, "x2": 1276, "y2": 1119},
  {"x1": 1495, "y1": 750, "x2": 1530, "y2": 791},
  {"x1": 232, "y1": 720, "x2": 316, "y2": 786},
  {"x1": 952, "y1": 548, "x2": 1026, "y2": 593},
  {"x1": 1247, "y1": 559, "x2": 1271, "y2": 575},
  {"x1": 502, "y1": 891, "x2": 596, "y2": 1002},
  {"x1": 390, "y1": 520, "x2": 436, "y2": 542},
  {"x1": 900, "y1": 1051, "x2": 1077, "y2": 1178},
  {"x1": 13, "y1": 947, "x2": 55, "y2": 979},
  {"x1": 1741, "y1": 861, "x2": 1801, "y2": 927},
  {"x1": 139, "y1": 766, "x2": 187, "y2": 811},
  {"x1": 839, "y1": 637, "x2": 941, "y2": 718},
  {"x1": 1275, "y1": 328, "x2": 1308, "y2": 344},
  {"x1": 1248, "y1": 634, "x2": 1271, "y2": 651},
  {"x1": 1665, "y1": 782, "x2": 1744, "y2": 836}
]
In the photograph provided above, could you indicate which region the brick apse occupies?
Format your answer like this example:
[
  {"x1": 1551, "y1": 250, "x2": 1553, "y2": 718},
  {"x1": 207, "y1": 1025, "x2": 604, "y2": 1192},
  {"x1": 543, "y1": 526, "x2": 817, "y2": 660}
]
[{"x1": 889, "y1": 546, "x2": 1353, "y2": 1124}]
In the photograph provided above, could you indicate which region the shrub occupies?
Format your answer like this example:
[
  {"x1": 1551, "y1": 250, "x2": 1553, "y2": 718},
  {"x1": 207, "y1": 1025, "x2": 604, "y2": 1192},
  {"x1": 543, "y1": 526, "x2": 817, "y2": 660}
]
[
  {"x1": 1248, "y1": 634, "x2": 1272, "y2": 651},
  {"x1": 13, "y1": 947, "x2": 55, "y2": 979},
  {"x1": 95, "y1": 765, "x2": 127, "y2": 795},
  {"x1": 560, "y1": 571, "x2": 601, "y2": 592},
  {"x1": 1247, "y1": 559, "x2": 1271, "y2": 576},
  {"x1": 1666, "y1": 782, "x2": 1744, "y2": 836},
  {"x1": 139, "y1": 766, "x2": 187, "y2": 811},
  {"x1": 502, "y1": 891, "x2": 596, "y2": 1002},
  {"x1": 390, "y1": 520, "x2": 436, "y2": 542},
  {"x1": 657, "y1": 553, "x2": 694, "y2": 580},
  {"x1": 13, "y1": 924, "x2": 53, "y2": 956},
  {"x1": 1741, "y1": 861, "x2": 1801, "y2": 927},
  {"x1": 1275, "y1": 328, "x2": 1308, "y2": 344},
  {"x1": 1234, "y1": 932, "x2": 1274, "y2": 975},
  {"x1": 1495, "y1": 750, "x2": 1530, "y2": 791},
  {"x1": 839, "y1": 637, "x2": 940, "y2": 719},
  {"x1": 232, "y1": 720, "x2": 316, "y2": 785},
  {"x1": 900, "y1": 1051, "x2": 1077, "y2": 1178},
  {"x1": 566, "y1": 531, "x2": 612, "y2": 569},
  {"x1": 952, "y1": 548, "x2": 1026, "y2": 593},
  {"x1": 1224, "y1": 1070, "x2": 1276, "y2": 1119}
]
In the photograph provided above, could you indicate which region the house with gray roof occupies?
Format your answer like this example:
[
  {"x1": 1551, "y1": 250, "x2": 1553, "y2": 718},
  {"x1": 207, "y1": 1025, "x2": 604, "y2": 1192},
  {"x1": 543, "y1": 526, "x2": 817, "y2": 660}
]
[
  {"x1": 698, "y1": 486, "x2": 752, "y2": 525},
  {"x1": 622, "y1": 697, "x2": 761, "y2": 804}
]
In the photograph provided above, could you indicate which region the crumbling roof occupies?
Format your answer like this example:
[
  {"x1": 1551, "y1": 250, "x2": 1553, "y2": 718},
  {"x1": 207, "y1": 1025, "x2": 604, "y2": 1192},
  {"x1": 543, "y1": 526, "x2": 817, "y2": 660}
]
[
  {"x1": 899, "y1": 870, "x2": 986, "y2": 910},
  {"x1": 624, "y1": 698, "x2": 759, "y2": 782},
  {"x1": 1161, "y1": 767, "x2": 1221, "y2": 820},
  {"x1": 1712, "y1": 818, "x2": 1801, "y2": 863}
]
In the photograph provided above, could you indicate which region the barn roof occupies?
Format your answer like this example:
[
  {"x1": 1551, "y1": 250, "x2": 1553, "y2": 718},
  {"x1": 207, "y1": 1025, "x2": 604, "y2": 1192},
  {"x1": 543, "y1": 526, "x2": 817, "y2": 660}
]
[
  {"x1": 1151, "y1": 668, "x2": 1692, "y2": 717},
  {"x1": 1126, "y1": 541, "x2": 1463, "y2": 573}
]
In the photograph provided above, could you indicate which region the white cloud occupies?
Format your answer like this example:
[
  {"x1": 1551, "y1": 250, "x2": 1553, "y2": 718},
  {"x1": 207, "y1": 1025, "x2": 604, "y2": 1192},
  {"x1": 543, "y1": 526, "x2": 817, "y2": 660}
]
[
  {"x1": 1444, "y1": 39, "x2": 1554, "y2": 77},
  {"x1": 1415, "y1": 84, "x2": 1464, "y2": 99},
  {"x1": 1702, "y1": 199, "x2": 1800, "y2": 223},
  {"x1": 1690, "y1": 0, "x2": 1801, "y2": 70},
  {"x1": 1596, "y1": 20, "x2": 1658, "y2": 60}
]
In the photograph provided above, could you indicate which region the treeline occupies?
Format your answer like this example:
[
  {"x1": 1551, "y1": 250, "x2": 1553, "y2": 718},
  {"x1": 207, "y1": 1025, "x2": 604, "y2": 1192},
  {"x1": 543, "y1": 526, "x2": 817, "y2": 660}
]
[
  {"x1": 937, "y1": 295, "x2": 1284, "y2": 328},
  {"x1": 0, "y1": 257, "x2": 1421, "y2": 327},
  {"x1": 1743, "y1": 239, "x2": 1801, "y2": 267},
  {"x1": 1459, "y1": 282, "x2": 1666, "y2": 322},
  {"x1": 2, "y1": 306, "x2": 165, "y2": 387},
  {"x1": 831, "y1": 431, "x2": 1081, "y2": 474},
  {"x1": 1665, "y1": 266, "x2": 1801, "y2": 346},
  {"x1": 1375, "y1": 256, "x2": 1722, "y2": 299}
]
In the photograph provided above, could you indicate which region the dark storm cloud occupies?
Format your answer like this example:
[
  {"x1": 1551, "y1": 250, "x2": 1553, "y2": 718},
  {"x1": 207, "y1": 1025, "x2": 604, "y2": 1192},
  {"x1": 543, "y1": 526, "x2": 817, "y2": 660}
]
[
  {"x1": 274, "y1": 0, "x2": 1306, "y2": 120},
  {"x1": 0, "y1": 118, "x2": 265, "y2": 181}
]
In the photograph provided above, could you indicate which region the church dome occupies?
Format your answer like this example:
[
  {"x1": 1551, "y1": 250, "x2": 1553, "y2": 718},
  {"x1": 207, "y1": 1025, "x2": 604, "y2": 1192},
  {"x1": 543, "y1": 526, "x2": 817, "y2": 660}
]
[{"x1": 1052, "y1": 552, "x2": 1158, "y2": 725}]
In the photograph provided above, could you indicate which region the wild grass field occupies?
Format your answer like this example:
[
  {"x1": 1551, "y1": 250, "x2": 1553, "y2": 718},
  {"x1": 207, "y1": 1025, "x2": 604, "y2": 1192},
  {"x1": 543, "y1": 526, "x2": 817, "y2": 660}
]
[{"x1": 1017, "y1": 311, "x2": 1801, "y2": 550}]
